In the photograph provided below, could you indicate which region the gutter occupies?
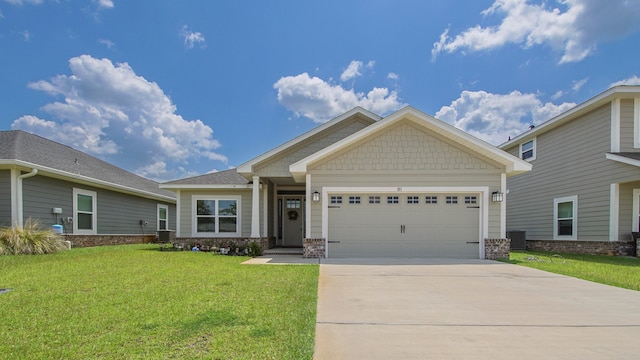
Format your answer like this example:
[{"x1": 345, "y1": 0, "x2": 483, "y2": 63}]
[{"x1": 16, "y1": 168, "x2": 38, "y2": 227}]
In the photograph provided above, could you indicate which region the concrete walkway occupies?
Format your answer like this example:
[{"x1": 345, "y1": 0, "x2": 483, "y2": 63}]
[{"x1": 312, "y1": 258, "x2": 640, "y2": 360}]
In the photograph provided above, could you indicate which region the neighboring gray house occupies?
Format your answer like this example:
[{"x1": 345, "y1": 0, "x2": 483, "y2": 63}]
[
  {"x1": 161, "y1": 106, "x2": 530, "y2": 259},
  {"x1": 500, "y1": 85, "x2": 640, "y2": 256},
  {"x1": 0, "y1": 130, "x2": 176, "y2": 246}
]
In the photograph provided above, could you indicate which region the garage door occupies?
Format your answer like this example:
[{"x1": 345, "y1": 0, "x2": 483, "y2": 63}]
[{"x1": 328, "y1": 193, "x2": 480, "y2": 258}]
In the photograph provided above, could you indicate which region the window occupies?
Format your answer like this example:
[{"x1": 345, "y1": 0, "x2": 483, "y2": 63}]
[
  {"x1": 286, "y1": 199, "x2": 301, "y2": 208},
  {"x1": 158, "y1": 204, "x2": 168, "y2": 230},
  {"x1": 554, "y1": 196, "x2": 577, "y2": 240},
  {"x1": 193, "y1": 196, "x2": 239, "y2": 235},
  {"x1": 349, "y1": 196, "x2": 361, "y2": 204},
  {"x1": 387, "y1": 196, "x2": 399, "y2": 204},
  {"x1": 425, "y1": 196, "x2": 438, "y2": 204},
  {"x1": 369, "y1": 196, "x2": 380, "y2": 204},
  {"x1": 330, "y1": 196, "x2": 342, "y2": 204},
  {"x1": 446, "y1": 196, "x2": 458, "y2": 204},
  {"x1": 520, "y1": 138, "x2": 536, "y2": 161},
  {"x1": 73, "y1": 188, "x2": 97, "y2": 235},
  {"x1": 464, "y1": 196, "x2": 477, "y2": 204},
  {"x1": 407, "y1": 196, "x2": 419, "y2": 204}
]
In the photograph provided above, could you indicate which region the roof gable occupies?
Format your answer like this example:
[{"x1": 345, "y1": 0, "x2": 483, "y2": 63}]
[
  {"x1": 500, "y1": 85, "x2": 640, "y2": 150},
  {"x1": 160, "y1": 168, "x2": 251, "y2": 189},
  {"x1": 290, "y1": 106, "x2": 531, "y2": 182},
  {"x1": 237, "y1": 107, "x2": 380, "y2": 177}
]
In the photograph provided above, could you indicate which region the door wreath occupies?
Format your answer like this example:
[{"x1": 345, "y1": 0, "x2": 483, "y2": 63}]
[{"x1": 287, "y1": 210, "x2": 299, "y2": 221}]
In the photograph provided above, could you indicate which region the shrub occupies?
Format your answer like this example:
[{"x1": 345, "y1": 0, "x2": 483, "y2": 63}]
[
  {"x1": 247, "y1": 241, "x2": 262, "y2": 257},
  {"x1": 0, "y1": 219, "x2": 68, "y2": 255}
]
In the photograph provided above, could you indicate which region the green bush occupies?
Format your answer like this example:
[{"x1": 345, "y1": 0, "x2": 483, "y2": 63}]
[{"x1": 0, "y1": 219, "x2": 68, "y2": 255}]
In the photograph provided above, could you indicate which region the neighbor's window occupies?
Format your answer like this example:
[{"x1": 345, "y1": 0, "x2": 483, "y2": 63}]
[
  {"x1": 193, "y1": 196, "x2": 239, "y2": 235},
  {"x1": 158, "y1": 204, "x2": 168, "y2": 230},
  {"x1": 520, "y1": 138, "x2": 536, "y2": 161},
  {"x1": 73, "y1": 188, "x2": 97, "y2": 235},
  {"x1": 554, "y1": 196, "x2": 577, "y2": 240}
]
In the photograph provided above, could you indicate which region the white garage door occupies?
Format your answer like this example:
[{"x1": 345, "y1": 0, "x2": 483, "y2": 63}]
[{"x1": 328, "y1": 193, "x2": 480, "y2": 258}]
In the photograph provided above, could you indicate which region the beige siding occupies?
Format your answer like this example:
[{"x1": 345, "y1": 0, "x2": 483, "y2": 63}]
[
  {"x1": 178, "y1": 189, "x2": 253, "y2": 237},
  {"x1": 506, "y1": 102, "x2": 640, "y2": 241},
  {"x1": 307, "y1": 121, "x2": 505, "y2": 239},
  {"x1": 253, "y1": 116, "x2": 372, "y2": 177}
]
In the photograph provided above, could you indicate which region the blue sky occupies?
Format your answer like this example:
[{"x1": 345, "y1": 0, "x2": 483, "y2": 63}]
[{"x1": 1, "y1": 0, "x2": 640, "y2": 181}]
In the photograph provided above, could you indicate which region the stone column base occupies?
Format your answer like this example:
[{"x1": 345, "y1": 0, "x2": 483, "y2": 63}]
[
  {"x1": 485, "y1": 238, "x2": 510, "y2": 260},
  {"x1": 303, "y1": 238, "x2": 325, "y2": 258}
]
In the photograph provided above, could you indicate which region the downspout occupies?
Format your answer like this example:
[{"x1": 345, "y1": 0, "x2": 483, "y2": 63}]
[{"x1": 16, "y1": 168, "x2": 38, "y2": 227}]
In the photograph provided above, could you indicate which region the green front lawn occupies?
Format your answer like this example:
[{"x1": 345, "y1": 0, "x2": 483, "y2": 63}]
[
  {"x1": 0, "y1": 244, "x2": 319, "y2": 359},
  {"x1": 503, "y1": 251, "x2": 640, "y2": 291}
]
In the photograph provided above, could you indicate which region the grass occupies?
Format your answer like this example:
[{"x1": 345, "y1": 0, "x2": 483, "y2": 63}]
[
  {"x1": 0, "y1": 244, "x2": 319, "y2": 359},
  {"x1": 503, "y1": 250, "x2": 640, "y2": 291}
]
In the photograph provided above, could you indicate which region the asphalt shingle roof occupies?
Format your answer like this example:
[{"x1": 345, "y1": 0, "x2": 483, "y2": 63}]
[
  {"x1": 162, "y1": 168, "x2": 249, "y2": 185},
  {"x1": 0, "y1": 130, "x2": 175, "y2": 200}
]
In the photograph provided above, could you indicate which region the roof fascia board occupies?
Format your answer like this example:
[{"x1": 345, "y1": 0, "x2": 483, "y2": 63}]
[
  {"x1": 1, "y1": 159, "x2": 175, "y2": 203},
  {"x1": 237, "y1": 107, "x2": 381, "y2": 175},
  {"x1": 290, "y1": 106, "x2": 531, "y2": 181},
  {"x1": 500, "y1": 86, "x2": 640, "y2": 149},
  {"x1": 606, "y1": 153, "x2": 640, "y2": 168},
  {"x1": 159, "y1": 184, "x2": 254, "y2": 190}
]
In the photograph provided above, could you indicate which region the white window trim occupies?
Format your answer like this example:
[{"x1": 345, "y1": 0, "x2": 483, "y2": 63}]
[
  {"x1": 73, "y1": 188, "x2": 97, "y2": 235},
  {"x1": 519, "y1": 137, "x2": 536, "y2": 161},
  {"x1": 191, "y1": 195, "x2": 241, "y2": 237},
  {"x1": 553, "y1": 195, "x2": 577, "y2": 240},
  {"x1": 157, "y1": 204, "x2": 169, "y2": 231}
]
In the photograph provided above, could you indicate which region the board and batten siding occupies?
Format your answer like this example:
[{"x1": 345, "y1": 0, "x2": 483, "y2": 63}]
[
  {"x1": 505, "y1": 101, "x2": 640, "y2": 241},
  {"x1": 20, "y1": 175, "x2": 175, "y2": 234},
  {"x1": 0, "y1": 170, "x2": 12, "y2": 226},
  {"x1": 177, "y1": 189, "x2": 253, "y2": 237},
  {"x1": 253, "y1": 116, "x2": 372, "y2": 177},
  {"x1": 307, "y1": 121, "x2": 504, "y2": 239}
]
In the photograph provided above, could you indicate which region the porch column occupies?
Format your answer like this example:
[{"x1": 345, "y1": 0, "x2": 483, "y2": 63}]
[
  {"x1": 251, "y1": 176, "x2": 260, "y2": 238},
  {"x1": 610, "y1": 183, "x2": 619, "y2": 241}
]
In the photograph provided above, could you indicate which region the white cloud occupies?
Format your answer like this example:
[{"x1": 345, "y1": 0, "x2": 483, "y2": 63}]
[
  {"x1": 12, "y1": 55, "x2": 226, "y2": 181},
  {"x1": 432, "y1": 0, "x2": 640, "y2": 63},
  {"x1": 19, "y1": 30, "x2": 31, "y2": 41},
  {"x1": 94, "y1": 0, "x2": 114, "y2": 9},
  {"x1": 98, "y1": 39, "x2": 115, "y2": 48},
  {"x1": 610, "y1": 76, "x2": 640, "y2": 87},
  {"x1": 340, "y1": 60, "x2": 375, "y2": 82},
  {"x1": 3, "y1": 0, "x2": 43, "y2": 5},
  {"x1": 572, "y1": 77, "x2": 588, "y2": 91},
  {"x1": 387, "y1": 72, "x2": 399, "y2": 80},
  {"x1": 435, "y1": 89, "x2": 575, "y2": 145},
  {"x1": 274, "y1": 71, "x2": 403, "y2": 123},
  {"x1": 180, "y1": 25, "x2": 206, "y2": 49}
]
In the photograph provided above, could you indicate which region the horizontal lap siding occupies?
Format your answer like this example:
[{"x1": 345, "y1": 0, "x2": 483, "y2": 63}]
[
  {"x1": 506, "y1": 102, "x2": 640, "y2": 241},
  {"x1": 21, "y1": 175, "x2": 174, "y2": 234},
  {"x1": 0, "y1": 170, "x2": 12, "y2": 226},
  {"x1": 254, "y1": 117, "x2": 371, "y2": 177},
  {"x1": 178, "y1": 189, "x2": 252, "y2": 237}
]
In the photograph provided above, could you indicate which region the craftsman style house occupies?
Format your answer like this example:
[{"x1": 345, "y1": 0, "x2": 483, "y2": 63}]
[{"x1": 162, "y1": 106, "x2": 530, "y2": 258}]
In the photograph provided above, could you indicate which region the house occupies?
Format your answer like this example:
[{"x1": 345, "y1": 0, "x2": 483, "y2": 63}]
[
  {"x1": 161, "y1": 106, "x2": 530, "y2": 259},
  {"x1": 500, "y1": 85, "x2": 640, "y2": 256},
  {"x1": 0, "y1": 130, "x2": 176, "y2": 247}
]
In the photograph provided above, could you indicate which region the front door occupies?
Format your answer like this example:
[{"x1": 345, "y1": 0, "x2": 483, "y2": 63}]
[{"x1": 282, "y1": 196, "x2": 304, "y2": 246}]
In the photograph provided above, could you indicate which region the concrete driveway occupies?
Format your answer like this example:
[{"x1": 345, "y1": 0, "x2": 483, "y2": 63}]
[{"x1": 313, "y1": 258, "x2": 640, "y2": 360}]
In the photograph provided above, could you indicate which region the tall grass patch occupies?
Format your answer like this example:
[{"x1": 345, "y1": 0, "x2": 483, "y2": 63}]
[
  {"x1": 0, "y1": 245, "x2": 319, "y2": 359},
  {"x1": 0, "y1": 219, "x2": 67, "y2": 255}
]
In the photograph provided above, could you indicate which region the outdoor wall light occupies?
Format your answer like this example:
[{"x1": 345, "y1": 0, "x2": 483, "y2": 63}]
[
  {"x1": 312, "y1": 191, "x2": 320, "y2": 202},
  {"x1": 492, "y1": 191, "x2": 504, "y2": 203}
]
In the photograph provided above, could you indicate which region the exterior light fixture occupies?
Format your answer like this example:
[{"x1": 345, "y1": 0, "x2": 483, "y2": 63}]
[
  {"x1": 492, "y1": 191, "x2": 504, "y2": 203},
  {"x1": 312, "y1": 191, "x2": 320, "y2": 202}
]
